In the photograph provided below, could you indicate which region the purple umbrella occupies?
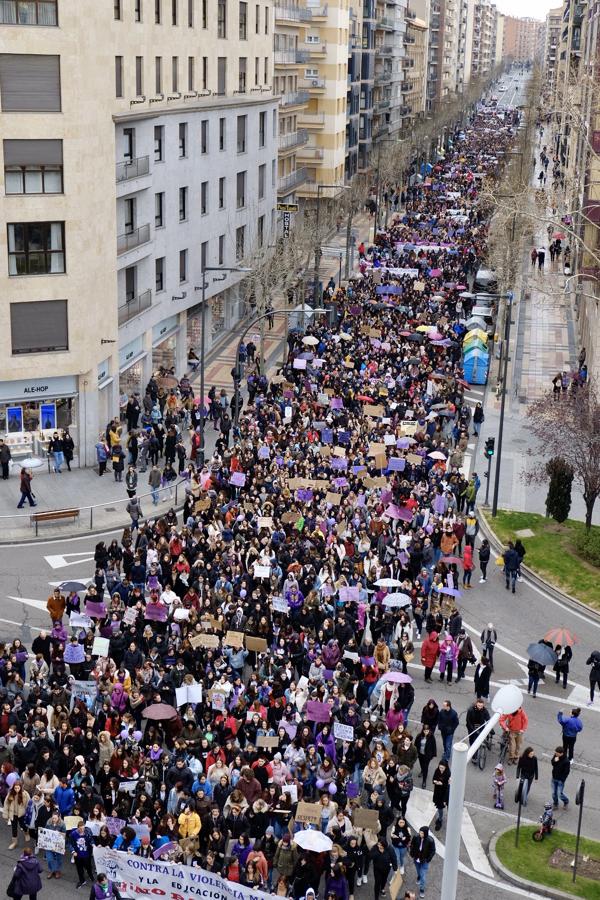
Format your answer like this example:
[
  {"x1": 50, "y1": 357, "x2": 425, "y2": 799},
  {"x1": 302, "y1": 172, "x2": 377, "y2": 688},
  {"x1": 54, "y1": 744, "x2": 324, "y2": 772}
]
[
  {"x1": 381, "y1": 671, "x2": 413, "y2": 684},
  {"x1": 439, "y1": 586, "x2": 462, "y2": 598}
]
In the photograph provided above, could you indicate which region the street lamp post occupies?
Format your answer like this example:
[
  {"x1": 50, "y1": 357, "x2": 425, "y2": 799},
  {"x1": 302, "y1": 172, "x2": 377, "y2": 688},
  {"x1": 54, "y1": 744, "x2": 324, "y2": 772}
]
[
  {"x1": 491, "y1": 289, "x2": 514, "y2": 517},
  {"x1": 193, "y1": 265, "x2": 251, "y2": 465},
  {"x1": 440, "y1": 685, "x2": 524, "y2": 900}
]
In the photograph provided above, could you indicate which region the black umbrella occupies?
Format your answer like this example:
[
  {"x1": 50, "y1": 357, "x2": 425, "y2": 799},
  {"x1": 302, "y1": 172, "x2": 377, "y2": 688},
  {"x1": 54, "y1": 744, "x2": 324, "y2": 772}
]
[
  {"x1": 527, "y1": 643, "x2": 557, "y2": 667},
  {"x1": 406, "y1": 334, "x2": 424, "y2": 343},
  {"x1": 58, "y1": 581, "x2": 89, "y2": 592}
]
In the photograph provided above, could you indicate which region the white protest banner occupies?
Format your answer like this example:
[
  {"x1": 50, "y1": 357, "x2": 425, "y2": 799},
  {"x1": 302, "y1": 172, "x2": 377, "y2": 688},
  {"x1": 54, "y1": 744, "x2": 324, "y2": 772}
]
[
  {"x1": 333, "y1": 722, "x2": 355, "y2": 742},
  {"x1": 37, "y1": 828, "x2": 66, "y2": 854},
  {"x1": 272, "y1": 596, "x2": 288, "y2": 613},
  {"x1": 118, "y1": 780, "x2": 138, "y2": 794},
  {"x1": 93, "y1": 846, "x2": 277, "y2": 900},
  {"x1": 71, "y1": 680, "x2": 97, "y2": 710},
  {"x1": 69, "y1": 613, "x2": 92, "y2": 629},
  {"x1": 175, "y1": 683, "x2": 203, "y2": 708},
  {"x1": 92, "y1": 636, "x2": 110, "y2": 657},
  {"x1": 253, "y1": 564, "x2": 271, "y2": 579}
]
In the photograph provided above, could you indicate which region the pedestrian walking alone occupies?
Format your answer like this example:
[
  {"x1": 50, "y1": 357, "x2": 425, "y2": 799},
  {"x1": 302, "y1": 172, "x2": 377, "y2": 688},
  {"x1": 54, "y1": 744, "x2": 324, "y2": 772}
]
[
  {"x1": 557, "y1": 708, "x2": 582, "y2": 760},
  {"x1": 500, "y1": 705, "x2": 528, "y2": 765},
  {"x1": 48, "y1": 432, "x2": 64, "y2": 474},
  {"x1": 125, "y1": 496, "x2": 142, "y2": 531},
  {"x1": 148, "y1": 466, "x2": 162, "y2": 505},
  {"x1": 125, "y1": 465, "x2": 138, "y2": 499},
  {"x1": 550, "y1": 747, "x2": 570, "y2": 808},
  {"x1": 7, "y1": 847, "x2": 42, "y2": 900},
  {"x1": 431, "y1": 761, "x2": 450, "y2": 831},
  {"x1": 537, "y1": 247, "x2": 546, "y2": 271},
  {"x1": 585, "y1": 649, "x2": 600, "y2": 705},
  {"x1": 527, "y1": 659, "x2": 543, "y2": 698},
  {"x1": 553, "y1": 644, "x2": 572, "y2": 688},
  {"x1": 516, "y1": 747, "x2": 538, "y2": 806},
  {"x1": 503, "y1": 542, "x2": 519, "y2": 593},
  {"x1": 369, "y1": 838, "x2": 397, "y2": 900},
  {"x1": 480, "y1": 624, "x2": 497, "y2": 669},
  {"x1": 478, "y1": 539, "x2": 490, "y2": 582},
  {"x1": 0, "y1": 439, "x2": 12, "y2": 480},
  {"x1": 530, "y1": 247, "x2": 537, "y2": 268},
  {"x1": 409, "y1": 827, "x2": 435, "y2": 898},
  {"x1": 17, "y1": 467, "x2": 36, "y2": 509}
]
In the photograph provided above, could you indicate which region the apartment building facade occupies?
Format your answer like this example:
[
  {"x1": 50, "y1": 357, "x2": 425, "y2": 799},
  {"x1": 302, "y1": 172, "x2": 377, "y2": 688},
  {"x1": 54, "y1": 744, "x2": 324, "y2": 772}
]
[
  {"x1": 502, "y1": 15, "x2": 544, "y2": 62},
  {"x1": 470, "y1": 0, "x2": 497, "y2": 79},
  {"x1": 543, "y1": 6, "x2": 562, "y2": 93},
  {"x1": 403, "y1": 9, "x2": 428, "y2": 122},
  {"x1": 0, "y1": 0, "x2": 277, "y2": 465}
]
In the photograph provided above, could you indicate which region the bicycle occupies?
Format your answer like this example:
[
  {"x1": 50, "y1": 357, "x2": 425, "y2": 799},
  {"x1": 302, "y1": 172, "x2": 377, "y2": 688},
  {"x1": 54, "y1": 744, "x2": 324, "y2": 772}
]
[{"x1": 476, "y1": 730, "x2": 508, "y2": 771}]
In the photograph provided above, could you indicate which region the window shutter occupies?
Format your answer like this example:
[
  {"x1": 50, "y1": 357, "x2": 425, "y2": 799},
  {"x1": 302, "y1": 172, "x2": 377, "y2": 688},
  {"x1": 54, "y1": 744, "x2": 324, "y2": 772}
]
[
  {"x1": 3, "y1": 139, "x2": 63, "y2": 166},
  {"x1": 10, "y1": 299, "x2": 68, "y2": 354},
  {"x1": 0, "y1": 54, "x2": 61, "y2": 111}
]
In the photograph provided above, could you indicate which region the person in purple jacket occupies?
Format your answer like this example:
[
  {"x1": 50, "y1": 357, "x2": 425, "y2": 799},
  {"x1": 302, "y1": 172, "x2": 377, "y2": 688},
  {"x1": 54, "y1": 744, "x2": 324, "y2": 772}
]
[
  {"x1": 10, "y1": 847, "x2": 42, "y2": 900},
  {"x1": 89, "y1": 874, "x2": 122, "y2": 900}
]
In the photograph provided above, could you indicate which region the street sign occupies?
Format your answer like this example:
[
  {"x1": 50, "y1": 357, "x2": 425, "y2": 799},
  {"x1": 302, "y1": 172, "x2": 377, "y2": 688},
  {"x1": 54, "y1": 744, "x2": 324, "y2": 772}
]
[
  {"x1": 277, "y1": 202, "x2": 299, "y2": 212},
  {"x1": 282, "y1": 212, "x2": 291, "y2": 239}
]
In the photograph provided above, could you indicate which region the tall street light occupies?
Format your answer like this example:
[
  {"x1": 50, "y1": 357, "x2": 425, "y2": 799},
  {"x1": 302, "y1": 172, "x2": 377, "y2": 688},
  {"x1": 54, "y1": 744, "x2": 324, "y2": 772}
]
[
  {"x1": 313, "y1": 184, "x2": 349, "y2": 306},
  {"x1": 193, "y1": 265, "x2": 251, "y2": 465},
  {"x1": 440, "y1": 684, "x2": 524, "y2": 900}
]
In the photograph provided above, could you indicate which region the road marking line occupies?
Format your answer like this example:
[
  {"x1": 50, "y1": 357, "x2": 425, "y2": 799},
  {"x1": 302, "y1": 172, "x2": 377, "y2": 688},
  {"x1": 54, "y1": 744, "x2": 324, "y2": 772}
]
[
  {"x1": 45, "y1": 552, "x2": 96, "y2": 569},
  {"x1": 461, "y1": 808, "x2": 495, "y2": 876},
  {"x1": 7, "y1": 594, "x2": 47, "y2": 612},
  {"x1": 0, "y1": 616, "x2": 42, "y2": 632},
  {"x1": 464, "y1": 800, "x2": 536, "y2": 825}
]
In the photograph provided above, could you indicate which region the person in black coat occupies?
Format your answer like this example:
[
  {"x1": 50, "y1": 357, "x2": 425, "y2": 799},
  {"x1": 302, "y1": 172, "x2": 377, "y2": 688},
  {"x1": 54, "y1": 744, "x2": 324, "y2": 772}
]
[
  {"x1": 342, "y1": 833, "x2": 365, "y2": 894},
  {"x1": 516, "y1": 747, "x2": 538, "y2": 807},
  {"x1": 414, "y1": 724, "x2": 437, "y2": 788},
  {"x1": 553, "y1": 644, "x2": 572, "y2": 689},
  {"x1": 10, "y1": 848, "x2": 42, "y2": 900},
  {"x1": 409, "y1": 826, "x2": 436, "y2": 897},
  {"x1": 369, "y1": 838, "x2": 397, "y2": 900},
  {"x1": 431, "y1": 761, "x2": 451, "y2": 831},
  {"x1": 390, "y1": 815, "x2": 412, "y2": 874},
  {"x1": 474, "y1": 657, "x2": 491, "y2": 699}
]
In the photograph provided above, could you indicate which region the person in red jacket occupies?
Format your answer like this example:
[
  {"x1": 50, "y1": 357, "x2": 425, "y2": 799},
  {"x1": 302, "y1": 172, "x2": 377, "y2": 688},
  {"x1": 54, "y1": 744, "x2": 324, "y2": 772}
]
[
  {"x1": 421, "y1": 631, "x2": 440, "y2": 682},
  {"x1": 462, "y1": 545, "x2": 474, "y2": 588},
  {"x1": 500, "y1": 707, "x2": 529, "y2": 764}
]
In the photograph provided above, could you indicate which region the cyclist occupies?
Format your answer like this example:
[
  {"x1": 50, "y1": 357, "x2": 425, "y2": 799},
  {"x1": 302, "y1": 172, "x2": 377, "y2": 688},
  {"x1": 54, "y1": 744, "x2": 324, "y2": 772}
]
[{"x1": 466, "y1": 698, "x2": 490, "y2": 765}]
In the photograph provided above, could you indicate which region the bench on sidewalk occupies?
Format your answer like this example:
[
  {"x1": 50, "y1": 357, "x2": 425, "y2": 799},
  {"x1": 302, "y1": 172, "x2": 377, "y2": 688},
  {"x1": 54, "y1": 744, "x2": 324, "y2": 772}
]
[{"x1": 30, "y1": 508, "x2": 80, "y2": 535}]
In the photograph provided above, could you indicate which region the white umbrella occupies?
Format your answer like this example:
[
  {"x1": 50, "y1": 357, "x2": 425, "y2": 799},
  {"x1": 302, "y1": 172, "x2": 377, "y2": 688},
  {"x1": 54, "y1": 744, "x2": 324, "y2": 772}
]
[
  {"x1": 293, "y1": 830, "x2": 333, "y2": 852},
  {"x1": 428, "y1": 451, "x2": 447, "y2": 460},
  {"x1": 302, "y1": 335, "x2": 319, "y2": 346},
  {"x1": 15, "y1": 457, "x2": 45, "y2": 469},
  {"x1": 382, "y1": 593, "x2": 412, "y2": 607},
  {"x1": 339, "y1": 332, "x2": 353, "y2": 342},
  {"x1": 374, "y1": 578, "x2": 403, "y2": 588}
]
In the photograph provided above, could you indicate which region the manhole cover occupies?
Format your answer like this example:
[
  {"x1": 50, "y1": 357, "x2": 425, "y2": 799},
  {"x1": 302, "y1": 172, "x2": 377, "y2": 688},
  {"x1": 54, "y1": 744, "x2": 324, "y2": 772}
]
[{"x1": 104, "y1": 507, "x2": 117, "y2": 512}]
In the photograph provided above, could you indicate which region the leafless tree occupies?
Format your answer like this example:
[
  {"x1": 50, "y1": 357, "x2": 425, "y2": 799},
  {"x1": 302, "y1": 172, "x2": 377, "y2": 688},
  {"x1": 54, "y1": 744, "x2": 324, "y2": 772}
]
[{"x1": 523, "y1": 383, "x2": 600, "y2": 530}]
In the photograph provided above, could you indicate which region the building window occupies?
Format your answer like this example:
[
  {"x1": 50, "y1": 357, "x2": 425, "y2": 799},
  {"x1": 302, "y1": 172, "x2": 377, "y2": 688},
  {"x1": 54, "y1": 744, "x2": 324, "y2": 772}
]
[
  {"x1": 254, "y1": 56, "x2": 259, "y2": 86},
  {"x1": 172, "y1": 0, "x2": 178, "y2": 23},
  {"x1": 125, "y1": 266, "x2": 136, "y2": 302},
  {"x1": 258, "y1": 214, "x2": 264, "y2": 247},
  {"x1": 124, "y1": 198, "x2": 135, "y2": 233},
  {"x1": 202, "y1": 56, "x2": 207, "y2": 89},
  {"x1": 179, "y1": 122, "x2": 187, "y2": 157},
  {"x1": 135, "y1": 56, "x2": 143, "y2": 95},
  {"x1": 235, "y1": 225, "x2": 245, "y2": 260},
  {"x1": 218, "y1": 176, "x2": 225, "y2": 208},
  {"x1": 10, "y1": 299, "x2": 68, "y2": 355},
  {"x1": 258, "y1": 163, "x2": 265, "y2": 200},
  {"x1": 155, "y1": 192, "x2": 164, "y2": 227},
  {"x1": 202, "y1": 0, "x2": 207, "y2": 26},
  {"x1": 187, "y1": 56, "x2": 194, "y2": 90},
  {"x1": 201, "y1": 180, "x2": 208, "y2": 214},
  {"x1": 264, "y1": 56, "x2": 268, "y2": 84},
  {"x1": 188, "y1": 0, "x2": 193, "y2": 25},
  {"x1": 201, "y1": 119, "x2": 208, "y2": 153},
  {"x1": 7, "y1": 221, "x2": 65, "y2": 276},
  {"x1": 0, "y1": 0, "x2": 58, "y2": 25},
  {"x1": 239, "y1": 1, "x2": 247, "y2": 38},
  {"x1": 114, "y1": 0, "x2": 121, "y2": 19},
  {"x1": 0, "y1": 54, "x2": 61, "y2": 112},
  {"x1": 217, "y1": 56, "x2": 226, "y2": 92},
  {"x1": 172, "y1": 56, "x2": 178, "y2": 91},
  {"x1": 135, "y1": 0, "x2": 142, "y2": 21},
  {"x1": 219, "y1": 117, "x2": 226, "y2": 150},
  {"x1": 115, "y1": 56, "x2": 123, "y2": 98},
  {"x1": 201, "y1": 240, "x2": 208, "y2": 270},
  {"x1": 238, "y1": 57, "x2": 247, "y2": 92},
  {"x1": 237, "y1": 114, "x2": 246, "y2": 153},
  {"x1": 179, "y1": 186, "x2": 188, "y2": 220},
  {"x1": 179, "y1": 248, "x2": 188, "y2": 282},
  {"x1": 255, "y1": 3, "x2": 259, "y2": 32},
  {"x1": 264, "y1": 4, "x2": 268, "y2": 32},
  {"x1": 154, "y1": 125, "x2": 164, "y2": 161},
  {"x1": 155, "y1": 57, "x2": 163, "y2": 93},
  {"x1": 236, "y1": 170, "x2": 246, "y2": 208},
  {"x1": 218, "y1": 234, "x2": 225, "y2": 265},
  {"x1": 217, "y1": 0, "x2": 226, "y2": 37},
  {"x1": 3, "y1": 139, "x2": 63, "y2": 194},
  {"x1": 155, "y1": 257, "x2": 165, "y2": 292},
  {"x1": 259, "y1": 110, "x2": 266, "y2": 147},
  {"x1": 155, "y1": 0, "x2": 161, "y2": 21}
]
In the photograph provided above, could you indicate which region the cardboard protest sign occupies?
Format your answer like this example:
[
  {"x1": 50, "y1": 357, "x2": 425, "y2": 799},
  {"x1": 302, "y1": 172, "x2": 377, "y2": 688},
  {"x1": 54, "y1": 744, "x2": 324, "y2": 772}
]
[
  {"x1": 257, "y1": 517, "x2": 273, "y2": 530},
  {"x1": 91, "y1": 637, "x2": 109, "y2": 657},
  {"x1": 224, "y1": 630, "x2": 245, "y2": 648},
  {"x1": 353, "y1": 808, "x2": 380, "y2": 830},
  {"x1": 295, "y1": 802, "x2": 321, "y2": 825},
  {"x1": 245, "y1": 636, "x2": 268, "y2": 652},
  {"x1": 256, "y1": 735, "x2": 280, "y2": 749},
  {"x1": 400, "y1": 420, "x2": 418, "y2": 435},
  {"x1": 253, "y1": 564, "x2": 271, "y2": 579},
  {"x1": 363, "y1": 476, "x2": 388, "y2": 489},
  {"x1": 64, "y1": 816, "x2": 83, "y2": 830},
  {"x1": 326, "y1": 492, "x2": 342, "y2": 506},
  {"x1": 406, "y1": 452, "x2": 423, "y2": 465},
  {"x1": 193, "y1": 633, "x2": 220, "y2": 649},
  {"x1": 37, "y1": 828, "x2": 66, "y2": 853},
  {"x1": 389, "y1": 870, "x2": 404, "y2": 900},
  {"x1": 368, "y1": 442, "x2": 386, "y2": 457}
]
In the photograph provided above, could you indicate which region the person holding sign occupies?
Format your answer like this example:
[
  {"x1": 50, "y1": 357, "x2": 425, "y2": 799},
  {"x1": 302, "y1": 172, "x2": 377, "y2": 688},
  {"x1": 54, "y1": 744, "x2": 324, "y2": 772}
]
[{"x1": 42, "y1": 811, "x2": 66, "y2": 878}]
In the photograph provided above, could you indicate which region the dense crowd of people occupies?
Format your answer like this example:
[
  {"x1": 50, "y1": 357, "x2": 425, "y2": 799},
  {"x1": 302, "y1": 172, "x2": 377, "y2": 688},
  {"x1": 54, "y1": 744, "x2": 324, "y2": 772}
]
[{"x1": 1, "y1": 100, "x2": 543, "y2": 900}]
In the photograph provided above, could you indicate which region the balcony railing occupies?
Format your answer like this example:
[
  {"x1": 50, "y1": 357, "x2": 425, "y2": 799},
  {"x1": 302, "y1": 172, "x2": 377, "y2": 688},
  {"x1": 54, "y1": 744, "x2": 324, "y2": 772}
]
[
  {"x1": 0, "y1": 0, "x2": 57, "y2": 24},
  {"x1": 305, "y1": 41, "x2": 327, "y2": 53},
  {"x1": 298, "y1": 111, "x2": 325, "y2": 126},
  {"x1": 377, "y1": 97, "x2": 391, "y2": 108},
  {"x1": 300, "y1": 77, "x2": 326, "y2": 89},
  {"x1": 274, "y1": 49, "x2": 301, "y2": 65},
  {"x1": 376, "y1": 44, "x2": 393, "y2": 54},
  {"x1": 279, "y1": 128, "x2": 309, "y2": 151},
  {"x1": 117, "y1": 223, "x2": 151, "y2": 255},
  {"x1": 275, "y1": 5, "x2": 312, "y2": 21},
  {"x1": 281, "y1": 90, "x2": 311, "y2": 107},
  {"x1": 379, "y1": 15, "x2": 394, "y2": 28},
  {"x1": 118, "y1": 289, "x2": 152, "y2": 325},
  {"x1": 297, "y1": 145, "x2": 324, "y2": 159},
  {"x1": 307, "y1": 4, "x2": 328, "y2": 15},
  {"x1": 375, "y1": 70, "x2": 392, "y2": 83},
  {"x1": 115, "y1": 155, "x2": 150, "y2": 183},
  {"x1": 278, "y1": 167, "x2": 308, "y2": 194}
]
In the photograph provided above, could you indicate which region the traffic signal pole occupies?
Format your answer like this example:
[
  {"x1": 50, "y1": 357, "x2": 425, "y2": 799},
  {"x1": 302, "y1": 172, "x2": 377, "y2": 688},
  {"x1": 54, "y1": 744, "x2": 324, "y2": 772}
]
[{"x1": 484, "y1": 447, "x2": 493, "y2": 505}]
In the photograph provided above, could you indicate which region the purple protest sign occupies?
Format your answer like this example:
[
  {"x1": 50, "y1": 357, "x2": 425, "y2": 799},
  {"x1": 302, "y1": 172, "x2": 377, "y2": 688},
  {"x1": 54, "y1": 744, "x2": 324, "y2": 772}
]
[
  {"x1": 330, "y1": 398, "x2": 343, "y2": 410},
  {"x1": 258, "y1": 446, "x2": 270, "y2": 459},
  {"x1": 322, "y1": 428, "x2": 333, "y2": 444},
  {"x1": 280, "y1": 720, "x2": 297, "y2": 739},
  {"x1": 388, "y1": 457, "x2": 406, "y2": 472},
  {"x1": 85, "y1": 600, "x2": 106, "y2": 618},
  {"x1": 333, "y1": 477, "x2": 349, "y2": 488},
  {"x1": 283, "y1": 389, "x2": 294, "y2": 399},
  {"x1": 296, "y1": 489, "x2": 313, "y2": 502},
  {"x1": 338, "y1": 430, "x2": 350, "y2": 444},
  {"x1": 145, "y1": 602, "x2": 168, "y2": 622},
  {"x1": 381, "y1": 489, "x2": 393, "y2": 504},
  {"x1": 349, "y1": 305, "x2": 362, "y2": 316},
  {"x1": 331, "y1": 457, "x2": 348, "y2": 470},
  {"x1": 306, "y1": 700, "x2": 331, "y2": 723},
  {"x1": 275, "y1": 456, "x2": 285, "y2": 465},
  {"x1": 339, "y1": 586, "x2": 360, "y2": 603},
  {"x1": 321, "y1": 583, "x2": 335, "y2": 596},
  {"x1": 230, "y1": 471, "x2": 246, "y2": 487}
]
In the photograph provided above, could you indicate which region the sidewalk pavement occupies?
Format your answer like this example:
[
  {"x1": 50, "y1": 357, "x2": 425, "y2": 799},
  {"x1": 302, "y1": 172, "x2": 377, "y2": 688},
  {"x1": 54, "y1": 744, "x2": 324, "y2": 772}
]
[
  {"x1": 480, "y1": 133, "x2": 599, "y2": 523},
  {"x1": 0, "y1": 211, "x2": 374, "y2": 542}
]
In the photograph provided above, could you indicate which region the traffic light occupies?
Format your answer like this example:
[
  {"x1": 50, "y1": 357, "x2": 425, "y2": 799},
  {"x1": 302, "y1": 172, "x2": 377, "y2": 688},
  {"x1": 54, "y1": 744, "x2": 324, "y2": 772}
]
[{"x1": 484, "y1": 437, "x2": 495, "y2": 458}]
